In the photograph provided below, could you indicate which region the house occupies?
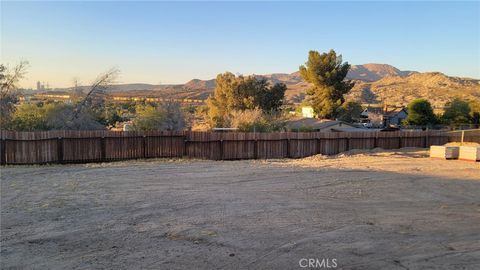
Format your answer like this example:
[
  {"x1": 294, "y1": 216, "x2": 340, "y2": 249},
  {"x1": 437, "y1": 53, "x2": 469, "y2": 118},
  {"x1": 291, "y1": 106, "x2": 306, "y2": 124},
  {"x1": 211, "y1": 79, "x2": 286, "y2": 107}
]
[
  {"x1": 286, "y1": 118, "x2": 358, "y2": 132},
  {"x1": 384, "y1": 107, "x2": 408, "y2": 126},
  {"x1": 361, "y1": 105, "x2": 408, "y2": 127},
  {"x1": 360, "y1": 107, "x2": 384, "y2": 127}
]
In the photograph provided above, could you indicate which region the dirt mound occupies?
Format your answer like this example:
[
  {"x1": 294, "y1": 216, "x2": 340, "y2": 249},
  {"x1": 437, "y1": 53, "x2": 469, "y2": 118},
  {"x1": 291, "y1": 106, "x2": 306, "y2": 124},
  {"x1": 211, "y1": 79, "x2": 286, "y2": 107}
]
[{"x1": 445, "y1": 142, "x2": 480, "y2": 147}]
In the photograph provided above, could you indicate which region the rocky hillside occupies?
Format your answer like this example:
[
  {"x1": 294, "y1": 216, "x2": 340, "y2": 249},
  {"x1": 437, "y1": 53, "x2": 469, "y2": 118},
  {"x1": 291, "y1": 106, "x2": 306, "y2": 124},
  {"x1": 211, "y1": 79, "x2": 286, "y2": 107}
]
[
  {"x1": 345, "y1": 72, "x2": 480, "y2": 109},
  {"x1": 173, "y1": 64, "x2": 479, "y2": 108},
  {"x1": 278, "y1": 65, "x2": 480, "y2": 108}
]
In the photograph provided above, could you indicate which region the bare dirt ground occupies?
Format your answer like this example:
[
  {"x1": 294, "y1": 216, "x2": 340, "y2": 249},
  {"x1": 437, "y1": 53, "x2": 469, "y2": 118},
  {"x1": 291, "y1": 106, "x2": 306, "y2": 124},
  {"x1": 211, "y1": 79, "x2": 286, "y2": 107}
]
[{"x1": 1, "y1": 148, "x2": 479, "y2": 269}]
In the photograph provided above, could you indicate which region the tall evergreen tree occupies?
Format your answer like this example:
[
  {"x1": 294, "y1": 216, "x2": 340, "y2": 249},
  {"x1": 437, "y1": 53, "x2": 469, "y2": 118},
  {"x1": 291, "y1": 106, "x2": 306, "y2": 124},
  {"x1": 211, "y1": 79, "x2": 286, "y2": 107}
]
[{"x1": 299, "y1": 50, "x2": 354, "y2": 119}]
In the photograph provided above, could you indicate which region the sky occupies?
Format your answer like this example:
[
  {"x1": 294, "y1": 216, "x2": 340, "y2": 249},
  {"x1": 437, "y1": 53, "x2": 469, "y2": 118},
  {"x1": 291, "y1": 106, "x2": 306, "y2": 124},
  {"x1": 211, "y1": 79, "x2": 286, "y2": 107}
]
[{"x1": 1, "y1": 1, "x2": 479, "y2": 88}]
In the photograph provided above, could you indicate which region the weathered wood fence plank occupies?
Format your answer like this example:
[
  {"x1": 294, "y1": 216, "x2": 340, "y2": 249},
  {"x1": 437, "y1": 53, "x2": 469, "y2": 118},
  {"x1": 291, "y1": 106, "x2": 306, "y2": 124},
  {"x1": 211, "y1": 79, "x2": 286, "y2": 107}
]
[{"x1": 0, "y1": 130, "x2": 473, "y2": 165}]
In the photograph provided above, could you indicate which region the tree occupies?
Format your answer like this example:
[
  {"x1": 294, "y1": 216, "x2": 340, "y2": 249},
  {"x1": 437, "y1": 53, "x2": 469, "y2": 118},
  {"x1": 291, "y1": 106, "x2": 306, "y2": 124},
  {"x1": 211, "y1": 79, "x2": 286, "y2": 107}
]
[
  {"x1": 404, "y1": 99, "x2": 437, "y2": 126},
  {"x1": 468, "y1": 99, "x2": 480, "y2": 125},
  {"x1": 161, "y1": 101, "x2": 186, "y2": 130},
  {"x1": 260, "y1": 82, "x2": 287, "y2": 112},
  {"x1": 89, "y1": 102, "x2": 124, "y2": 128},
  {"x1": 0, "y1": 61, "x2": 28, "y2": 128},
  {"x1": 207, "y1": 72, "x2": 237, "y2": 127},
  {"x1": 72, "y1": 68, "x2": 119, "y2": 123},
  {"x1": 8, "y1": 103, "x2": 49, "y2": 131},
  {"x1": 299, "y1": 50, "x2": 354, "y2": 119},
  {"x1": 336, "y1": 101, "x2": 363, "y2": 123},
  {"x1": 206, "y1": 72, "x2": 286, "y2": 127},
  {"x1": 45, "y1": 103, "x2": 105, "y2": 130},
  {"x1": 442, "y1": 98, "x2": 471, "y2": 125}
]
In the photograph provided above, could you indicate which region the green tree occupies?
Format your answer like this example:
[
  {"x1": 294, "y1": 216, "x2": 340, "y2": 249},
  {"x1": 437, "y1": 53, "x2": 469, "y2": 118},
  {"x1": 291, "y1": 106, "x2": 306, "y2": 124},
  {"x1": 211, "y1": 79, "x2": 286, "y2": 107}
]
[
  {"x1": 207, "y1": 72, "x2": 286, "y2": 127},
  {"x1": 404, "y1": 99, "x2": 437, "y2": 126},
  {"x1": 260, "y1": 82, "x2": 287, "y2": 112},
  {"x1": 90, "y1": 102, "x2": 123, "y2": 127},
  {"x1": 9, "y1": 103, "x2": 49, "y2": 131},
  {"x1": 132, "y1": 105, "x2": 164, "y2": 131},
  {"x1": 468, "y1": 99, "x2": 480, "y2": 125},
  {"x1": 336, "y1": 101, "x2": 363, "y2": 123},
  {"x1": 442, "y1": 98, "x2": 471, "y2": 125},
  {"x1": 207, "y1": 72, "x2": 237, "y2": 127},
  {"x1": 299, "y1": 50, "x2": 354, "y2": 119}
]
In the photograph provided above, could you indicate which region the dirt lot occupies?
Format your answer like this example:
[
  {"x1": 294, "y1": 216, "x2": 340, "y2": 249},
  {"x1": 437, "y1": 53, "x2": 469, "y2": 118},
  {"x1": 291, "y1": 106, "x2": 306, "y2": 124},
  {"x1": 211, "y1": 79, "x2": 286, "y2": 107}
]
[{"x1": 1, "y1": 149, "x2": 480, "y2": 269}]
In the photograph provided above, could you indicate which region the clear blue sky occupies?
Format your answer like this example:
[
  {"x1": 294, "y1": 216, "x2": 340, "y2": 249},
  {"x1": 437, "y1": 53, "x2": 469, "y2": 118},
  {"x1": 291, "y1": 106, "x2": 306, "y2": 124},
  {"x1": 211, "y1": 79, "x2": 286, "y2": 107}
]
[{"x1": 1, "y1": 1, "x2": 479, "y2": 88}]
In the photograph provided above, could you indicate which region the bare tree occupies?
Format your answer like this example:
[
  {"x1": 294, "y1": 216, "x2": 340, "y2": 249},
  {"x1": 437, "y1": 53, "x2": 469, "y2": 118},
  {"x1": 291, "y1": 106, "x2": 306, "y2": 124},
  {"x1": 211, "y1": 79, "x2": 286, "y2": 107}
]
[
  {"x1": 0, "y1": 61, "x2": 29, "y2": 98},
  {"x1": 45, "y1": 68, "x2": 120, "y2": 130},
  {"x1": 1, "y1": 61, "x2": 29, "y2": 128},
  {"x1": 72, "y1": 67, "x2": 119, "y2": 121},
  {"x1": 70, "y1": 77, "x2": 85, "y2": 101}
]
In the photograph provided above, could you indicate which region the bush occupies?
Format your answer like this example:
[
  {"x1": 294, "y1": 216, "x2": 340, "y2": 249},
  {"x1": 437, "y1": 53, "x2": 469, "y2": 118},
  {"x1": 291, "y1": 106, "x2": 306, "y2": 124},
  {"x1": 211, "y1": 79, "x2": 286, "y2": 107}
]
[
  {"x1": 8, "y1": 103, "x2": 49, "y2": 131},
  {"x1": 292, "y1": 126, "x2": 316, "y2": 132},
  {"x1": 7, "y1": 102, "x2": 105, "y2": 131},
  {"x1": 226, "y1": 108, "x2": 285, "y2": 132},
  {"x1": 46, "y1": 103, "x2": 105, "y2": 130},
  {"x1": 132, "y1": 101, "x2": 185, "y2": 131}
]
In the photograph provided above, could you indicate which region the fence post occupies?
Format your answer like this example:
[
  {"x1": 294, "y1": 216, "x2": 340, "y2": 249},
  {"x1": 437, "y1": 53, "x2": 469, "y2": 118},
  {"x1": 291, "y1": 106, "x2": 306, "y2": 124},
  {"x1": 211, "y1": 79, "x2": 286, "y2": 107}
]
[
  {"x1": 398, "y1": 136, "x2": 402, "y2": 149},
  {"x1": 57, "y1": 137, "x2": 64, "y2": 164},
  {"x1": 1, "y1": 139, "x2": 6, "y2": 165},
  {"x1": 316, "y1": 138, "x2": 321, "y2": 154},
  {"x1": 219, "y1": 140, "x2": 223, "y2": 160},
  {"x1": 424, "y1": 131, "x2": 429, "y2": 148},
  {"x1": 254, "y1": 139, "x2": 258, "y2": 159},
  {"x1": 101, "y1": 137, "x2": 106, "y2": 161},
  {"x1": 286, "y1": 139, "x2": 290, "y2": 158},
  {"x1": 142, "y1": 135, "x2": 147, "y2": 158},
  {"x1": 346, "y1": 137, "x2": 350, "y2": 151},
  {"x1": 183, "y1": 137, "x2": 188, "y2": 157},
  {"x1": 373, "y1": 136, "x2": 378, "y2": 148}
]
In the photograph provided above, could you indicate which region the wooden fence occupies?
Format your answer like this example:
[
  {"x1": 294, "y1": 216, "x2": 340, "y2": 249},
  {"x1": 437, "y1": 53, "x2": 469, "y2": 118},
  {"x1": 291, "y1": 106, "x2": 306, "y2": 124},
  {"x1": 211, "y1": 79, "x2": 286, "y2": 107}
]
[{"x1": 0, "y1": 130, "x2": 476, "y2": 165}]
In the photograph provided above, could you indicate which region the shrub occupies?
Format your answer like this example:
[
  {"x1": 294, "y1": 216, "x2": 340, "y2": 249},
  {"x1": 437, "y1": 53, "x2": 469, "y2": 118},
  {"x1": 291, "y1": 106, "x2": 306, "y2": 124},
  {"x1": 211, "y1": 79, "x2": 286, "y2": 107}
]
[
  {"x1": 226, "y1": 108, "x2": 285, "y2": 132},
  {"x1": 132, "y1": 101, "x2": 185, "y2": 131}
]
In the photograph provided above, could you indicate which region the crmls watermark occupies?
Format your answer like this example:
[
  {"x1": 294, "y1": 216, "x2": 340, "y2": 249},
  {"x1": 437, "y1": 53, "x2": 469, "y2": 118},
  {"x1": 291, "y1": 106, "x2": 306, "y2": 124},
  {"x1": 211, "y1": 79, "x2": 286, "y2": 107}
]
[{"x1": 299, "y1": 258, "x2": 338, "y2": 268}]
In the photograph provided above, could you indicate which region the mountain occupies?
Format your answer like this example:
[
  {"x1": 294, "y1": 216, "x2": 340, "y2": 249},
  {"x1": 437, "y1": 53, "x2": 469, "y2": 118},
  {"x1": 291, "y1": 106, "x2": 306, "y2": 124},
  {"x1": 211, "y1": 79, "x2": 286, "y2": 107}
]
[
  {"x1": 347, "y1": 63, "x2": 417, "y2": 81},
  {"x1": 45, "y1": 64, "x2": 479, "y2": 108},
  {"x1": 346, "y1": 72, "x2": 480, "y2": 109},
  {"x1": 184, "y1": 79, "x2": 216, "y2": 90}
]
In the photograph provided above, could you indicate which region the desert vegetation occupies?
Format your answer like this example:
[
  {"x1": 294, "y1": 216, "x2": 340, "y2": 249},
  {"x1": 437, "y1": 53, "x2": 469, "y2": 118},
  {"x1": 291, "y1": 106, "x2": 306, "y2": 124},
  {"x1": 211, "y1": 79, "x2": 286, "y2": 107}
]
[{"x1": 1, "y1": 49, "x2": 479, "y2": 132}]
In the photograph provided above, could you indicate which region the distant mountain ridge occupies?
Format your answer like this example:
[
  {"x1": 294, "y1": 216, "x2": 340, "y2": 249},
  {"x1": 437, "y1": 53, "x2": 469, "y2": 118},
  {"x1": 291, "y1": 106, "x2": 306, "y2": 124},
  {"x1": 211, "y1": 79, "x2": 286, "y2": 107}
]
[
  {"x1": 46, "y1": 64, "x2": 480, "y2": 108},
  {"x1": 347, "y1": 63, "x2": 417, "y2": 81}
]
